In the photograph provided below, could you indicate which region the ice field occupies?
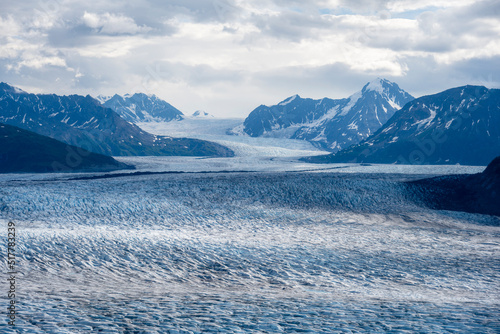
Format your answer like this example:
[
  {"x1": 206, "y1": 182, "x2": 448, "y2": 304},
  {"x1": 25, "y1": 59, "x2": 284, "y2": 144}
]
[
  {"x1": 131, "y1": 120, "x2": 486, "y2": 175},
  {"x1": 1, "y1": 121, "x2": 499, "y2": 333}
]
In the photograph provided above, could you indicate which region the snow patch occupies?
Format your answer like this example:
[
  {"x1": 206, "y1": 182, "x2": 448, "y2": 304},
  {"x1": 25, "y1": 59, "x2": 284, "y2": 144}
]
[
  {"x1": 415, "y1": 107, "x2": 438, "y2": 130},
  {"x1": 13, "y1": 86, "x2": 26, "y2": 94},
  {"x1": 307, "y1": 105, "x2": 341, "y2": 128},
  {"x1": 339, "y1": 90, "x2": 362, "y2": 116},
  {"x1": 347, "y1": 121, "x2": 358, "y2": 131},
  {"x1": 386, "y1": 96, "x2": 401, "y2": 110},
  {"x1": 388, "y1": 136, "x2": 399, "y2": 143},
  {"x1": 311, "y1": 128, "x2": 327, "y2": 142},
  {"x1": 95, "y1": 95, "x2": 112, "y2": 104},
  {"x1": 279, "y1": 94, "x2": 299, "y2": 106},
  {"x1": 364, "y1": 78, "x2": 385, "y2": 94},
  {"x1": 381, "y1": 124, "x2": 395, "y2": 133},
  {"x1": 79, "y1": 117, "x2": 96, "y2": 127}
]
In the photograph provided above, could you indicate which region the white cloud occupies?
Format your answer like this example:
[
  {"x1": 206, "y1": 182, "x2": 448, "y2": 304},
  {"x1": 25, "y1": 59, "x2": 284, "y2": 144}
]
[
  {"x1": 74, "y1": 36, "x2": 151, "y2": 58},
  {"x1": 18, "y1": 56, "x2": 67, "y2": 69},
  {"x1": 82, "y1": 12, "x2": 152, "y2": 35},
  {"x1": 387, "y1": 0, "x2": 478, "y2": 13},
  {"x1": 0, "y1": 14, "x2": 69, "y2": 72},
  {"x1": 0, "y1": 15, "x2": 22, "y2": 39},
  {"x1": 0, "y1": 0, "x2": 498, "y2": 117}
]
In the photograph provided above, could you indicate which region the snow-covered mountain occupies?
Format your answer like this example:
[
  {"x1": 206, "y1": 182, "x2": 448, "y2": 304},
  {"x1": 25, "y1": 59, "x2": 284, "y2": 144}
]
[
  {"x1": 98, "y1": 93, "x2": 184, "y2": 123},
  {"x1": 0, "y1": 83, "x2": 233, "y2": 157},
  {"x1": 233, "y1": 78, "x2": 414, "y2": 151},
  {"x1": 191, "y1": 110, "x2": 213, "y2": 118},
  {"x1": 309, "y1": 85, "x2": 500, "y2": 165}
]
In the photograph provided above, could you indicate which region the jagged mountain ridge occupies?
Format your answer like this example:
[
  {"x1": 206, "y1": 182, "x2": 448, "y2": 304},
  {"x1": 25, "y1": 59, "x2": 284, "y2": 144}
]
[
  {"x1": 0, "y1": 83, "x2": 234, "y2": 157},
  {"x1": 234, "y1": 78, "x2": 414, "y2": 151},
  {"x1": 309, "y1": 85, "x2": 500, "y2": 165},
  {"x1": 98, "y1": 93, "x2": 184, "y2": 123}
]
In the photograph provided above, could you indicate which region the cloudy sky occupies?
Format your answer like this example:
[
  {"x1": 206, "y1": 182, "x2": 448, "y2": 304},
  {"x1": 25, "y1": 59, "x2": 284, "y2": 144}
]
[{"x1": 1, "y1": 0, "x2": 499, "y2": 117}]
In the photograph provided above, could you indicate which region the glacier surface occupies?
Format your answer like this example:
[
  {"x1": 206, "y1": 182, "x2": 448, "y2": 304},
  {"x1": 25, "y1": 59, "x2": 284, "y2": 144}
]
[{"x1": 1, "y1": 162, "x2": 499, "y2": 333}]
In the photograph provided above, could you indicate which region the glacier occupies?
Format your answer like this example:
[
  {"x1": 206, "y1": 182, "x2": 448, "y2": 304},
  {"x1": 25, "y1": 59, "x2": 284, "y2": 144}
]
[{"x1": 0, "y1": 156, "x2": 499, "y2": 333}]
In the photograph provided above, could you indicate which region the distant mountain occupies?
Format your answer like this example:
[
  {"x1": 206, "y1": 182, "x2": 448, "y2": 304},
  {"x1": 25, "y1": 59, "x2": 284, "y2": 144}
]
[
  {"x1": 0, "y1": 83, "x2": 234, "y2": 157},
  {"x1": 406, "y1": 156, "x2": 500, "y2": 217},
  {"x1": 0, "y1": 123, "x2": 133, "y2": 173},
  {"x1": 308, "y1": 85, "x2": 500, "y2": 166},
  {"x1": 97, "y1": 93, "x2": 184, "y2": 123},
  {"x1": 191, "y1": 110, "x2": 213, "y2": 118},
  {"x1": 232, "y1": 78, "x2": 414, "y2": 151}
]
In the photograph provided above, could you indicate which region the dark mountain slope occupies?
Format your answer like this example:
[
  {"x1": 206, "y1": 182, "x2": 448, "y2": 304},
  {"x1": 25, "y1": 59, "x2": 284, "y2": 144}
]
[
  {"x1": 406, "y1": 156, "x2": 500, "y2": 217},
  {"x1": 0, "y1": 123, "x2": 133, "y2": 173}
]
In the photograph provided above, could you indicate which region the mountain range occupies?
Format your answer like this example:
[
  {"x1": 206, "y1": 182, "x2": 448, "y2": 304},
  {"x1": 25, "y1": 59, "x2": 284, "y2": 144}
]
[
  {"x1": 96, "y1": 93, "x2": 184, "y2": 123},
  {"x1": 0, "y1": 83, "x2": 233, "y2": 157},
  {"x1": 308, "y1": 85, "x2": 500, "y2": 166},
  {"x1": 232, "y1": 78, "x2": 414, "y2": 151},
  {"x1": 0, "y1": 123, "x2": 132, "y2": 173},
  {"x1": 2, "y1": 80, "x2": 498, "y2": 167}
]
